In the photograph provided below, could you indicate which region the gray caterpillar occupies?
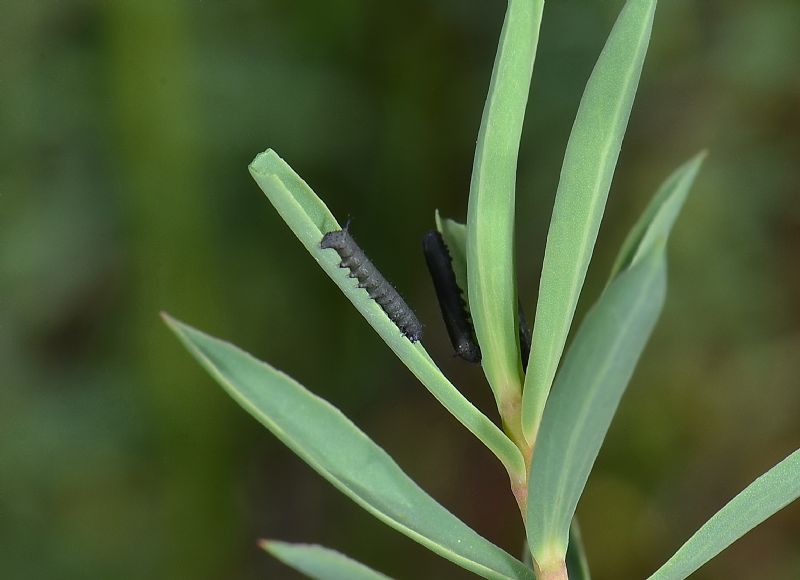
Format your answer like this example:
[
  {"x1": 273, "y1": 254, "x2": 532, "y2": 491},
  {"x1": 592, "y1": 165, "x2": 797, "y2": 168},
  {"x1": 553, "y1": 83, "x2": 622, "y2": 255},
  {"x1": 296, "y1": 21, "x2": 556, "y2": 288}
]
[{"x1": 321, "y1": 228, "x2": 423, "y2": 343}]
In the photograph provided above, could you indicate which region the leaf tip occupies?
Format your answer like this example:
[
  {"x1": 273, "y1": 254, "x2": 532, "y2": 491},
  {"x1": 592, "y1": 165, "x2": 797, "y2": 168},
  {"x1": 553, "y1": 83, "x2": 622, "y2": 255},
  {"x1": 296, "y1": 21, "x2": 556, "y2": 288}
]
[
  {"x1": 248, "y1": 148, "x2": 280, "y2": 176},
  {"x1": 677, "y1": 149, "x2": 708, "y2": 187},
  {"x1": 160, "y1": 313, "x2": 195, "y2": 348},
  {"x1": 693, "y1": 148, "x2": 710, "y2": 167},
  {"x1": 434, "y1": 208, "x2": 444, "y2": 232},
  {"x1": 160, "y1": 310, "x2": 178, "y2": 330}
]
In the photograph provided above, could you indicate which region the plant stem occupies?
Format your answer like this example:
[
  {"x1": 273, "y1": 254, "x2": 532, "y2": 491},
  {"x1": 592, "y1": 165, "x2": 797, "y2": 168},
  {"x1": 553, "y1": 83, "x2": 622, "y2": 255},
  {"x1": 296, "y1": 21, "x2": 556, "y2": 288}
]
[
  {"x1": 534, "y1": 559, "x2": 569, "y2": 580},
  {"x1": 501, "y1": 390, "x2": 534, "y2": 519}
]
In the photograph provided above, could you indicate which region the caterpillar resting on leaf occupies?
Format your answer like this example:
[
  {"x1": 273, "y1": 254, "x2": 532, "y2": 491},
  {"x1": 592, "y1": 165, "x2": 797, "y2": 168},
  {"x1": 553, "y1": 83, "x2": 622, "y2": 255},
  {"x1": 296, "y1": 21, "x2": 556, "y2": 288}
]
[
  {"x1": 321, "y1": 227, "x2": 423, "y2": 343},
  {"x1": 422, "y1": 230, "x2": 481, "y2": 363}
]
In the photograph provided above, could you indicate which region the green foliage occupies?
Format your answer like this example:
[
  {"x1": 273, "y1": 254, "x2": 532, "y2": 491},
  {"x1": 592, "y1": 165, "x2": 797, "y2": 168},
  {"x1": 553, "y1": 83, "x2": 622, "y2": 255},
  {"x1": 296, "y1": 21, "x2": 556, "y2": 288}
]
[
  {"x1": 526, "y1": 152, "x2": 704, "y2": 570},
  {"x1": 522, "y1": 0, "x2": 658, "y2": 446},
  {"x1": 466, "y1": 0, "x2": 544, "y2": 434},
  {"x1": 527, "y1": 243, "x2": 667, "y2": 569},
  {"x1": 260, "y1": 541, "x2": 391, "y2": 580},
  {"x1": 434, "y1": 210, "x2": 469, "y2": 303},
  {"x1": 609, "y1": 152, "x2": 707, "y2": 280},
  {"x1": 248, "y1": 151, "x2": 526, "y2": 482},
  {"x1": 648, "y1": 449, "x2": 800, "y2": 580},
  {"x1": 163, "y1": 1, "x2": 800, "y2": 578},
  {"x1": 164, "y1": 315, "x2": 532, "y2": 580},
  {"x1": 565, "y1": 523, "x2": 592, "y2": 580}
]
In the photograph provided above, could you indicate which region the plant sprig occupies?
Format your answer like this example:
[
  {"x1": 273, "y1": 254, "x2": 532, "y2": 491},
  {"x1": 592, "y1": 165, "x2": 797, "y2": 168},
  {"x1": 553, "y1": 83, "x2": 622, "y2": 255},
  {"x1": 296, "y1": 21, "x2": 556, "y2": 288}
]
[{"x1": 164, "y1": 1, "x2": 800, "y2": 578}]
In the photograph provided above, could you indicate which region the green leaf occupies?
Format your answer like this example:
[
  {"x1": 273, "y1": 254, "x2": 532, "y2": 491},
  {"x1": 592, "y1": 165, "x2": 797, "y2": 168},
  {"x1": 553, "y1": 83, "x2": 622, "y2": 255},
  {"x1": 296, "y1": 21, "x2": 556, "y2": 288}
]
[
  {"x1": 467, "y1": 0, "x2": 544, "y2": 419},
  {"x1": 609, "y1": 151, "x2": 706, "y2": 280},
  {"x1": 164, "y1": 315, "x2": 534, "y2": 580},
  {"x1": 248, "y1": 150, "x2": 526, "y2": 483},
  {"x1": 566, "y1": 520, "x2": 592, "y2": 580},
  {"x1": 435, "y1": 211, "x2": 468, "y2": 301},
  {"x1": 260, "y1": 540, "x2": 392, "y2": 580},
  {"x1": 526, "y1": 243, "x2": 667, "y2": 569},
  {"x1": 523, "y1": 0, "x2": 658, "y2": 444},
  {"x1": 647, "y1": 449, "x2": 800, "y2": 580}
]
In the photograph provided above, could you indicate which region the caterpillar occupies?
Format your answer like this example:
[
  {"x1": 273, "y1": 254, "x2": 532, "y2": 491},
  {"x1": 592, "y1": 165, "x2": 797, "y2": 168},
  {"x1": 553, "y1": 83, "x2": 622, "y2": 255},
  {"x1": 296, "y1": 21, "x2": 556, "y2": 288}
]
[
  {"x1": 422, "y1": 230, "x2": 481, "y2": 363},
  {"x1": 518, "y1": 301, "x2": 532, "y2": 372},
  {"x1": 422, "y1": 230, "x2": 532, "y2": 370},
  {"x1": 321, "y1": 227, "x2": 423, "y2": 343}
]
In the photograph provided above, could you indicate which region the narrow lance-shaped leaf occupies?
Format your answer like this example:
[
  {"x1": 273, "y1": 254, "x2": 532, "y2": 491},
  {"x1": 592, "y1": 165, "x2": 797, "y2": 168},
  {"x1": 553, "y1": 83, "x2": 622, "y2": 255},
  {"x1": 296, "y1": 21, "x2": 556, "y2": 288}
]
[
  {"x1": 648, "y1": 448, "x2": 800, "y2": 580},
  {"x1": 523, "y1": 0, "x2": 658, "y2": 445},
  {"x1": 526, "y1": 154, "x2": 703, "y2": 570},
  {"x1": 260, "y1": 541, "x2": 393, "y2": 580},
  {"x1": 164, "y1": 315, "x2": 534, "y2": 580},
  {"x1": 467, "y1": 0, "x2": 544, "y2": 423},
  {"x1": 527, "y1": 243, "x2": 667, "y2": 570},
  {"x1": 249, "y1": 151, "x2": 526, "y2": 483}
]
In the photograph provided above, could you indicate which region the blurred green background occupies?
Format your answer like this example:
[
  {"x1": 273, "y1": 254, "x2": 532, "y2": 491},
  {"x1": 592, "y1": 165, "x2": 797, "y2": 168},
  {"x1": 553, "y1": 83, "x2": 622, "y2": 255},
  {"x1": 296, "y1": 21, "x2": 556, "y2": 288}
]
[{"x1": 2, "y1": 0, "x2": 799, "y2": 578}]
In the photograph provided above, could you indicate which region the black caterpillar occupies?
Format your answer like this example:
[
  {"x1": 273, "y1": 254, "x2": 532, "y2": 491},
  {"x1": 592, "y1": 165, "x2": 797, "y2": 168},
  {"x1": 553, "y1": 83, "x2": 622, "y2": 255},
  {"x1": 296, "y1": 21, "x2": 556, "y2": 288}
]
[
  {"x1": 518, "y1": 301, "x2": 532, "y2": 372},
  {"x1": 422, "y1": 230, "x2": 481, "y2": 363},
  {"x1": 321, "y1": 227, "x2": 423, "y2": 343},
  {"x1": 422, "y1": 229, "x2": 534, "y2": 370}
]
